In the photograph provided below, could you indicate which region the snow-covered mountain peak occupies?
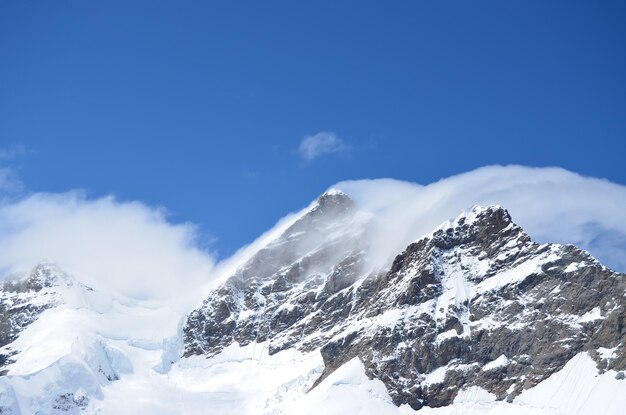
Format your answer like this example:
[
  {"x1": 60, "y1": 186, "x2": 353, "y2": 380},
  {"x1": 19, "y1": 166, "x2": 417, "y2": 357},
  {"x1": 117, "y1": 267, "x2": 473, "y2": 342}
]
[
  {"x1": 0, "y1": 263, "x2": 92, "y2": 363},
  {"x1": 321, "y1": 187, "x2": 347, "y2": 196},
  {"x1": 183, "y1": 189, "x2": 374, "y2": 358},
  {"x1": 318, "y1": 188, "x2": 351, "y2": 203},
  {"x1": 3, "y1": 263, "x2": 74, "y2": 293},
  {"x1": 1, "y1": 199, "x2": 625, "y2": 414},
  {"x1": 0, "y1": 261, "x2": 194, "y2": 413},
  {"x1": 431, "y1": 204, "x2": 510, "y2": 235},
  {"x1": 185, "y1": 203, "x2": 625, "y2": 411}
]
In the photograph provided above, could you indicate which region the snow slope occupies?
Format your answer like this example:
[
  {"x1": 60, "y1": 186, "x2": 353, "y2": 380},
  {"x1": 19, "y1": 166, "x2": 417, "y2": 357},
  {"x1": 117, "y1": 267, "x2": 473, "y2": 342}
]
[
  {"x1": 277, "y1": 351, "x2": 626, "y2": 415},
  {"x1": 0, "y1": 265, "x2": 192, "y2": 414}
]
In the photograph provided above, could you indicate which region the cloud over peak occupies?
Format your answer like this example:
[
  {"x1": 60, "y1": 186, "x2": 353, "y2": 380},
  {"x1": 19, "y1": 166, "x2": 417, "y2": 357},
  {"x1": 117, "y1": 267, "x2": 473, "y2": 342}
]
[
  {"x1": 1, "y1": 164, "x2": 624, "y2": 304},
  {"x1": 0, "y1": 191, "x2": 215, "y2": 299},
  {"x1": 298, "y1": 131, "x2": 347, "y2": 161},
  {"x1": 333, "y1": 166, "x2": 626, "y2": 273}
]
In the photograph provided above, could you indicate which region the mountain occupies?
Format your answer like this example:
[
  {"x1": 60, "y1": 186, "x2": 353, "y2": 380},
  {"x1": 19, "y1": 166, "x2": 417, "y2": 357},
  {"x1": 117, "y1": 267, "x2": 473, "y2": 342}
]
[
  {"x1": 0, "y1": 264, "x2": 184, "y2": 414},
  {"x1": 184, "y1": 191, "x2": 626, "y2": 411},
  {"x1": 184, "y1": 190, "x2": 374, "y2": 357},
  {"x1": 1, "y1": 265, "x2": 67, "y2": 374},
  {"x1": 1, "y1": 190, "x2": 625, "y2": 414}
]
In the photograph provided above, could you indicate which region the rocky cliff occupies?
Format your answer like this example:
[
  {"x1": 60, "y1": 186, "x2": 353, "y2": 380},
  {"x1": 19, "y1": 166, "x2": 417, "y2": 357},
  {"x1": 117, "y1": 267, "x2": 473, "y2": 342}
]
[{"x1": 184, "y1": 193, "x2": 626, "y2": 410}]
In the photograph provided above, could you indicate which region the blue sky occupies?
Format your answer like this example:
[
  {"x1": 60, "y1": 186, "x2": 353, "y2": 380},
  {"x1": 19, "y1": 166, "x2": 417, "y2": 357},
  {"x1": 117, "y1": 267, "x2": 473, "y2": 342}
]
[{"x1": 1, "y1": 1, "x2": 625, "y2": 257}]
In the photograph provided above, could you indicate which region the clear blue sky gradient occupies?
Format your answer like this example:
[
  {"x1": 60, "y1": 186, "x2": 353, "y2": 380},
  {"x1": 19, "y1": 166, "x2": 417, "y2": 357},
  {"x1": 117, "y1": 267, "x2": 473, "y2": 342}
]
[{"x1": 1, "y1": 1, "x2": 625, "y2": 256}]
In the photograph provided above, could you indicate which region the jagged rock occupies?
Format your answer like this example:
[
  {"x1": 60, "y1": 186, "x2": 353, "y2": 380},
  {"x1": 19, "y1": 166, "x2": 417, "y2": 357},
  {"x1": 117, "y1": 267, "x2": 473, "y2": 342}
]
[
  {"x1": 0, "y1": 265, "x2": 65, "y2": 373},
  {"x1": 184, "y1": 190, "x2": 373, "y2": 356},
  {"x1": 184, "y1": 202, "x2": 626, "y2": 410}
]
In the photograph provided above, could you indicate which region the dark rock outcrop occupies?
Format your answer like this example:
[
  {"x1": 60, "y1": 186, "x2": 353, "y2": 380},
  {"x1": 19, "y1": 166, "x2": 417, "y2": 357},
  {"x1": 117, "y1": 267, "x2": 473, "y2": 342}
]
[
  {"x1": 184, "y1": 190, "x2": 373, "y2": 356},
  {"x1": 0, "y1": 264, "x2": 64, "y2": 374}
]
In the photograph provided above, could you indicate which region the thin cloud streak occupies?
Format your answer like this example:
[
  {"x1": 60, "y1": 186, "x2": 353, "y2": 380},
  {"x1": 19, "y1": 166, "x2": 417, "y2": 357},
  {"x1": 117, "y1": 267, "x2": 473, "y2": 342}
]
[
  {"x1": 0, "y1": 192, "x2": 215, "y2": 299},
  {"x1": 298, "y1": 131, "x2": 348, "y2": 161},
  {"x1": 334, "y1": 165, "x2": 626, "y2": 273}
]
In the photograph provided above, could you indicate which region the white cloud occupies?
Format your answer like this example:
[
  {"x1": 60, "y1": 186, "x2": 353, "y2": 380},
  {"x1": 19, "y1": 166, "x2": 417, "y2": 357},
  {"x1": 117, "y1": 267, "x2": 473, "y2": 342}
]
[
  {"x1": 204, "y1": 165, "x2": 626, "y2": 300},
  {"x1": 298, "y1": 131, "x2": 347, "y2": 161},
  {"x1": 0, "y1": 164, "x2": 623, "y2": 305},
  {"x1": 332, "y1": 165, "x2": 626, "y2": 272},
  {"x1": 0, "y1": 191, "x2": 215, "y2": 299}
]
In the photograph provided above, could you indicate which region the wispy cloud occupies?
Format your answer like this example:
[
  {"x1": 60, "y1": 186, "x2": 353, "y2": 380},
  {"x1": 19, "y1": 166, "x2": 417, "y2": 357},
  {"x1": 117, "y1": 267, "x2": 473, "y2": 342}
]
[
  {"x1": 297, "y1": 131, "x2": 348, "y2": 161},
  {"x1": 0, "y1": 192, "x2": 215, "y2": 299},
  {"x1": 333, "y1": 166, "x2": 626, "y2": 273}
]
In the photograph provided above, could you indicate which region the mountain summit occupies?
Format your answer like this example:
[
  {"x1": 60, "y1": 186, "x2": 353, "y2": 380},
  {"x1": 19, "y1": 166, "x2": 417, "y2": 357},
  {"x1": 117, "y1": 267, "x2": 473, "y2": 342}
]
[
  {"x1": 0, "y1": 195, "x2": 624, "y2": 414},
  {"x1": 184, "y1": 204, "x2": 625, "y2": 410}
]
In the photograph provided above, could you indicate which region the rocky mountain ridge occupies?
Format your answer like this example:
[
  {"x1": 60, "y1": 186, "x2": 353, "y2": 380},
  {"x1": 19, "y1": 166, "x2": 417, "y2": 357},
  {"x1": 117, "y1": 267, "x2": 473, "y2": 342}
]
[
  {"x1": 184, "y1": 190, "x2": 375, "y2": 357},
  {"x1": 0, "y1": 190, "x2": 624, "y2": 414},
  {"x1": 184, "y1": 192, "x2": 626, "y2": 410},
  {"x1": 0, "y1": 264, "x2": 80, "y2": 374}
]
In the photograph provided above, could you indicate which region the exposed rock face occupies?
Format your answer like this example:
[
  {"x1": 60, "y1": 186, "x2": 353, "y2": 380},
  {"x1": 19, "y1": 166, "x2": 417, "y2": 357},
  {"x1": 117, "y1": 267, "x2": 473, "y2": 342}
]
[
  {"x1": 0, "y1": 265, "x2": 63, "y2": 373},
  {"x1": 0, "y1": 264, "x2": 139, "y2": 414},
  {"x1": 184, "y1": 197, "x2": 626, "y2": 410},
  {"x1": 317, "y1": 206, "x2": 626, "y2": 409},
  {"x1": 184, "y1": 191, "x2": 374, "y2": 356}
]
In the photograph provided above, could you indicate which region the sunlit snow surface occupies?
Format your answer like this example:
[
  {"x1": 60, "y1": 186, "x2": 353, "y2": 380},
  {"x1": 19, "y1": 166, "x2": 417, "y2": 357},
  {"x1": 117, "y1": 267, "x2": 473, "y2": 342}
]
[{"x1": 93, "y1": 342, "x2": 324, "y2": 414}]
